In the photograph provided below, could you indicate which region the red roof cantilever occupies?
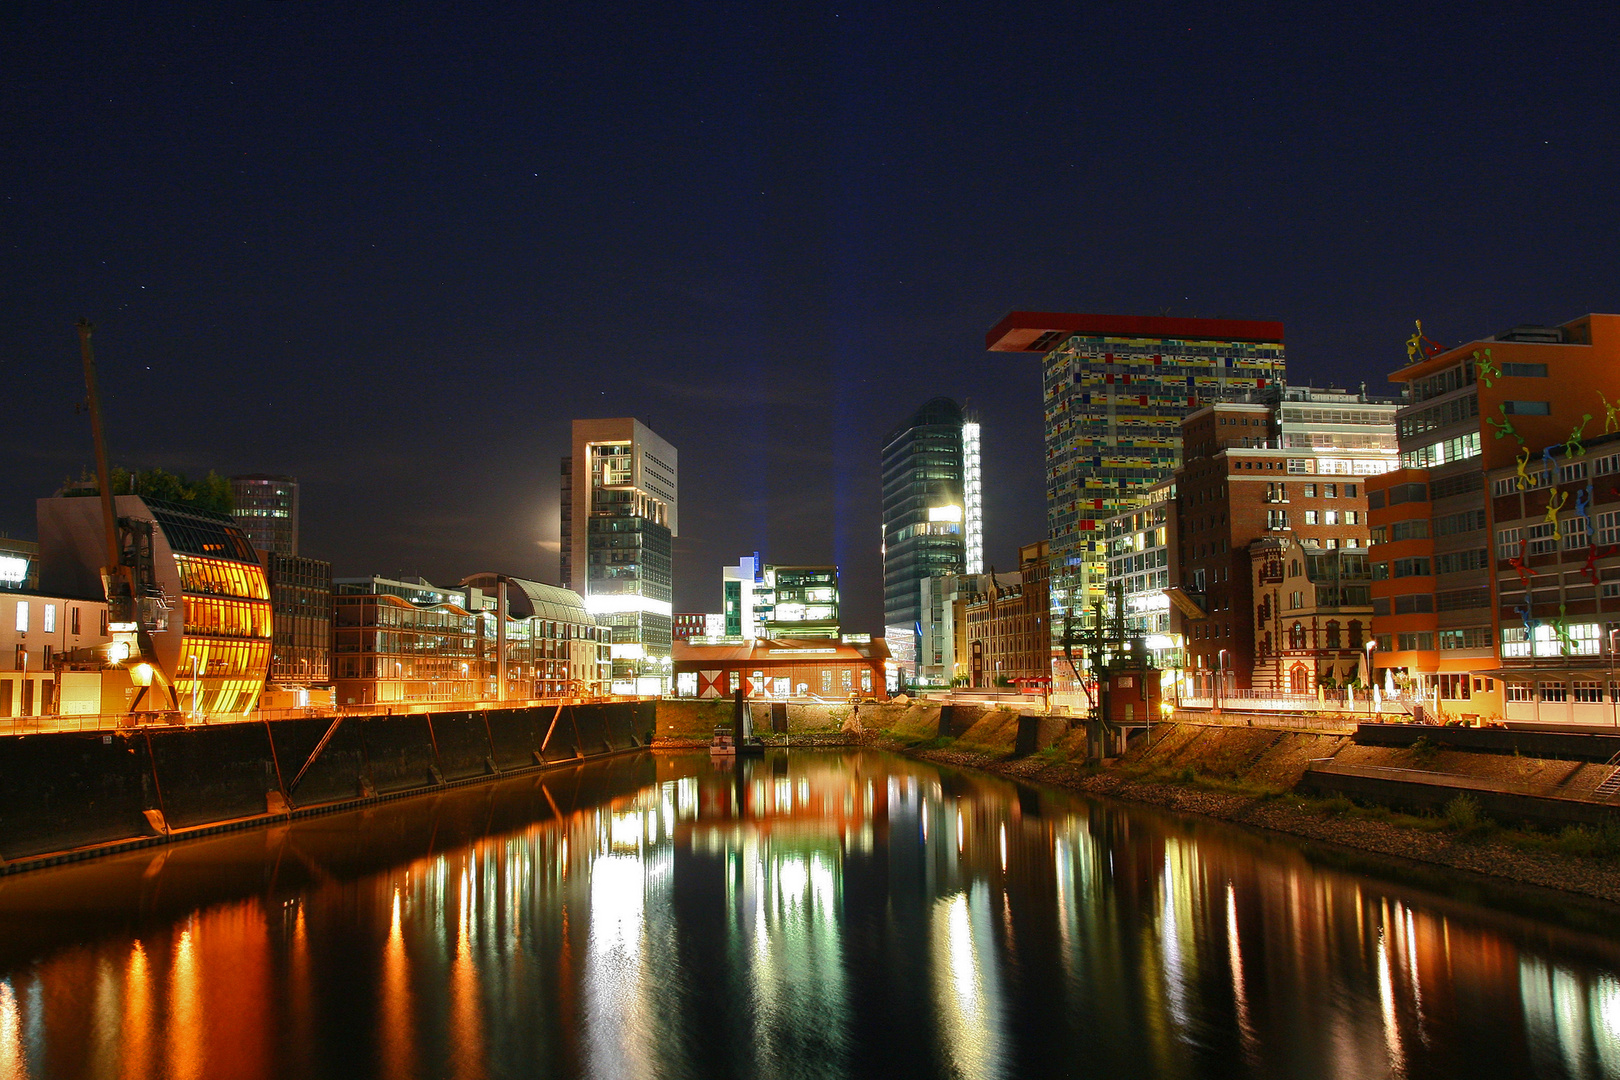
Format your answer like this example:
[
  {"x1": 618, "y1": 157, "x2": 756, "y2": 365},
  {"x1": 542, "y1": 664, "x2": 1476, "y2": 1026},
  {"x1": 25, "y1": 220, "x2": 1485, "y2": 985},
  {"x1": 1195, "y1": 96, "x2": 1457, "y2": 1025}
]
[{"x1": 986, "y1": 311, "x2": 1285, "y2": 352}]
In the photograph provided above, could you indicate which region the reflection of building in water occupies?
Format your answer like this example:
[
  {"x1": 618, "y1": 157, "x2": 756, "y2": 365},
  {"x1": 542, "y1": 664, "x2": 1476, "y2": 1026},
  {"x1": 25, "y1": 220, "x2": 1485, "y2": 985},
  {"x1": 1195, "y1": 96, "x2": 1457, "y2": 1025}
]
[{"x1": 10, "y1": 753, "x2": 1620, "y2": 1079}]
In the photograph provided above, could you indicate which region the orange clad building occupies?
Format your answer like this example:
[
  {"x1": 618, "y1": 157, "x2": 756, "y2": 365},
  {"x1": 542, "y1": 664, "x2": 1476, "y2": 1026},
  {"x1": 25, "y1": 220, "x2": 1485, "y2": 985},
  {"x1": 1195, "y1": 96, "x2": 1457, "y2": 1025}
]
[{"x1": 1367, "y1": 314, "x2": 1620, "y2": 721}]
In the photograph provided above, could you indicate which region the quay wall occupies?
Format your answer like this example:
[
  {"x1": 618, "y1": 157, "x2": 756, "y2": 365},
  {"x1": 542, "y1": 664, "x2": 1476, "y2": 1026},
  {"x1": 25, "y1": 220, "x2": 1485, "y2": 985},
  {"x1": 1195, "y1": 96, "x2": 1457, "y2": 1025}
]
[{"x1": 0, "y1": 701, "x2": 655, "y2": 869}]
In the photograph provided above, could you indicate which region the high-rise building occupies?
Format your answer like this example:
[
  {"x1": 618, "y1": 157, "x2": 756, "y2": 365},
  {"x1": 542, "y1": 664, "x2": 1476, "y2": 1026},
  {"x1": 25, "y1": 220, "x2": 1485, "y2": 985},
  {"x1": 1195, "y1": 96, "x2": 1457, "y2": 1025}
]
[
  {"x1": 881, "y1": 398, "x2": 982, "y2": 679},
  {"x1": 229, "y1": 475, "x2": 299, "y2": 556},
  {"x1": 987, "y1": 312, "x2": 1286, "y2": 658},
  {"x1": 561, "y1": 418, "x2": 677, "y2": 694}
]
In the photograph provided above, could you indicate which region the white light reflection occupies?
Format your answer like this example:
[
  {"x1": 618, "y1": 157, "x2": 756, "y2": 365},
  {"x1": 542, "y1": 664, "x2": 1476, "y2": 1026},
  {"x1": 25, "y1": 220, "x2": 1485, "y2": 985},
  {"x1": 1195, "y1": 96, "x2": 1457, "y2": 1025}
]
[
  {"x1": 1377, "y1": 926, "x2": 1405, "y2": 1077},
  {"x1": 931, "y1": 887, "x2": 1006, "y2": 1080},
  {"x1": 1226, "y1": 883, "x2": 1257, "y2": 1063},
  {"x1": 0, "y1": 980, "x2": 26, "y2": 1080},
  {"x1": 584, "y1": 848, "x2": 653, "y2": 1079}
]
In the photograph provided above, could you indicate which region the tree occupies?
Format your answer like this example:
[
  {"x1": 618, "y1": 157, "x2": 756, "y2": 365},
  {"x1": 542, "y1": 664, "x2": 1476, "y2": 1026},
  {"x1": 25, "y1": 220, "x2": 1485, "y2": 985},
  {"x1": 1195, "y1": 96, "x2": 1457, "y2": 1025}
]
[{"x1": 59, "y1": 467, "x2": 234, "y2": 515}]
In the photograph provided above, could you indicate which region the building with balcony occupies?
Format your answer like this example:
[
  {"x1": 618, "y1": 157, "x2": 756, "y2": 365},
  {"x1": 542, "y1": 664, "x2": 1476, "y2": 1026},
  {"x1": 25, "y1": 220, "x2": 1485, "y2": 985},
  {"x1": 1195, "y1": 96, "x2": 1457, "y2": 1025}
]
[
  {"x1": 757, "y1": 565, "x2": 839, "y2": 639},
  {"x1": 1478, "y1": 431, "x2": 1620, "y2": 723},
  {"x1": 561, "y1": 418, "x2": 676, "y2": 694},
  {"x1": 229, "y1": 475, "x2": 299, "y2": 556},
  {"x1": 881, "y1": 398, "x2": 981, "y2": 678},
  {"x1": 38, "y1": 495, "x2": 272, "y2": 717},
  {"x1": 0, "y1": 590, "x2": 111, "y2": 718},
  {"x1": 1366, "y1": 314, "x2": 1620, "y2": 719},
  {"x1": 1249, "y1": 535, "x2": 1373, "y2": 693}
]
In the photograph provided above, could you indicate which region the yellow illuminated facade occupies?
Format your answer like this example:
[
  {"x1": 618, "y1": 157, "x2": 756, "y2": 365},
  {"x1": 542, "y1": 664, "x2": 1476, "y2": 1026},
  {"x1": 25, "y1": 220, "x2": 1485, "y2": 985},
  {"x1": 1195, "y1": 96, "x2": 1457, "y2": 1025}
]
[{"x1": 173, "y1": 552, "x2": 273, "y2": 715}]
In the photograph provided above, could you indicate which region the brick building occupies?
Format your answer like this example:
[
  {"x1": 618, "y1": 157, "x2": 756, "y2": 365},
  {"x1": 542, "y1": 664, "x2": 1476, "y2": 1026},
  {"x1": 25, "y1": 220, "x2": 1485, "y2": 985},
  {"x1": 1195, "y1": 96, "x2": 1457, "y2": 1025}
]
[
  {"x1": 1169, "y1": 388, "x2": 1396, "y2": 691},
  {"x1": 962, "y1": 542, "x2": 1050, "y2": 687}
]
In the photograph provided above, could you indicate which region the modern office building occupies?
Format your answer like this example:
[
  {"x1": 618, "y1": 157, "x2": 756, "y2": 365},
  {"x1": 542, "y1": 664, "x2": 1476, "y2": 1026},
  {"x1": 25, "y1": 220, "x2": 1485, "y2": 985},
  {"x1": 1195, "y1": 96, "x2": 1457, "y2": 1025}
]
[
  {"x1": 561, "y1": 418, "x2": 677, "y2": 694},
  {"x1": 986, "y1": 313, "x2": 1287, "y2": 666},
  {"x1": 757, "y1": 565, "x2": 839, "y2": 639},
  {"x1": 229, "y1": 475, "x2": 299, "y2": 556},
  {"x1": 38, "y1": 495, "x2": 272, "y2": 716},
  {"x1": 918, "y1": 572, "x2": 986, "y2": 686},
  {"x1": 333, "y1": 572, "x2": 607, "y2": 705},
  {"x1": 459, "y1": 573, "x2": 611, "y2": 698},
  {"x1": 263, "y1": 553, "x2": 332, "y2": 687},
  {"x1": 1102, "y1": 479, "x2": 1176, "y2": 669},
  {"x1": 1168, "y1": 388, "x2": 1396, "y2": 691},
  {"x1": 1366, "y1": 313, "x2": 1620, "y2": 720},
  {"x1": 881, "y1": 398, "x2": 982, "y2": 678}
]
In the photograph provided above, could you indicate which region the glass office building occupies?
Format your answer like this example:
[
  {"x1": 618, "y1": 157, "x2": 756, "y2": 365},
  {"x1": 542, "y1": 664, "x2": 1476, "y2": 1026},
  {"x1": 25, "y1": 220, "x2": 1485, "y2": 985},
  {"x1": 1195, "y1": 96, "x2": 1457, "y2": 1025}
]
[{"x1": 881, "y1": 398, "x2": 981, "y2": 677}]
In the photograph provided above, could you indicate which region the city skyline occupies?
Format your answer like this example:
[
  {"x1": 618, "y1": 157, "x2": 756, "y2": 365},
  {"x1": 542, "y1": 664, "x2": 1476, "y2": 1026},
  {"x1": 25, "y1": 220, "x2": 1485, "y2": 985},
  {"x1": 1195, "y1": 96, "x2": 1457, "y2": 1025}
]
[{"x1": 3, "y1": 7, "x2": 1617, "y2": 634}]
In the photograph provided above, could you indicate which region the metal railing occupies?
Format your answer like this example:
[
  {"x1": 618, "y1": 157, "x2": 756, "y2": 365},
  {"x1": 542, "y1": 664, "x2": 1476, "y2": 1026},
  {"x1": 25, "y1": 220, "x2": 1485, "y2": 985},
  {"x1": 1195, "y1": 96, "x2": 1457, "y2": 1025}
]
[
  {"x1": 1179, "y1": 689, "x2": 1417, "y2": 716},
  {"x1": 0, "y1": 694, "x2": 648, "y2": 735}
]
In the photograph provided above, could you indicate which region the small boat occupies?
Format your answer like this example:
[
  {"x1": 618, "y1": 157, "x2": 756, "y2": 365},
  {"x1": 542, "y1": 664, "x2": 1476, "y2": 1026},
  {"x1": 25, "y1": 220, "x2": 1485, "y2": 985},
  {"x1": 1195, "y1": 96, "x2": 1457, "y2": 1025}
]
[
  {"x1": 710, "y1": 725, "x2": 737, "y2": 756},
  {"x1": 710, "y1": 725, "x2": 765, "y2": 757}
]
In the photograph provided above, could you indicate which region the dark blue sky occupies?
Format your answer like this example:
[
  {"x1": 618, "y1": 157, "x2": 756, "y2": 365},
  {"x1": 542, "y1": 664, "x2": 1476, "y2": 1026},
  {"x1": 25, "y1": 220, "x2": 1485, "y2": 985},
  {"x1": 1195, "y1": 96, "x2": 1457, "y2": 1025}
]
[{"x1": 4, "y1": 3, "x2": 1617, "y2": 632}]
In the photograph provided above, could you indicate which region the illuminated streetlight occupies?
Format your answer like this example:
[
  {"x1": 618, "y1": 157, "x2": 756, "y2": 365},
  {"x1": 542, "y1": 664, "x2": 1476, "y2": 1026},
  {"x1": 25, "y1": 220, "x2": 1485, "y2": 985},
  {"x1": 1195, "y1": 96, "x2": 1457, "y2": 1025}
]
[{"x1": 1609, "y1": 628, "x2": 1618, "y2": 729}]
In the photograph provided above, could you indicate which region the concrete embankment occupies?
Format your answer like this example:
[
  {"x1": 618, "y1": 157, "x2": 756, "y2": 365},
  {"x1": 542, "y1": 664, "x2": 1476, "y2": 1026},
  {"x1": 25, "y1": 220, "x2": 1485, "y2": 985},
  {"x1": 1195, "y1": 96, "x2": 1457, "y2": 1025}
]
[{"x1": 0, "y1": 700, "x2": 654, "y2": 873}]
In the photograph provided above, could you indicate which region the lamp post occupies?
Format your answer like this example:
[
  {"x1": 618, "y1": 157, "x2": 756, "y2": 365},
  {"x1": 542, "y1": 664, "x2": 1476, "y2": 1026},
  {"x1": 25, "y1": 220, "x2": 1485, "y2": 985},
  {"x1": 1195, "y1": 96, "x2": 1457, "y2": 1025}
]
[
  {"x1": 189, "y1": 654, "x2": 201, "y2": 725},
  {"x1": 1609, "y1": 628, "x2": 1618, "y2": 729},
  {"x1": 1217, "y1": 648, "x2": 1229, "y2": 718},
  {"x1": 1364, "y1": 640, "x2": 1377, "y2": 717}
]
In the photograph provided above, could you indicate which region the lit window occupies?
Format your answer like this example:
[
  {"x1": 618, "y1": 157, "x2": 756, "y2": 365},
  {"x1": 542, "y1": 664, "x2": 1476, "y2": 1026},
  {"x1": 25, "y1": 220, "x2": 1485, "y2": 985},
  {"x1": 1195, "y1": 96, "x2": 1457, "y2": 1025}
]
[
  {"x1": 14, "y1": 602, "x2": 26, "y2": 633},
  {"x1": 43, "y1": 605, "x2": 55, "y2": 633}
]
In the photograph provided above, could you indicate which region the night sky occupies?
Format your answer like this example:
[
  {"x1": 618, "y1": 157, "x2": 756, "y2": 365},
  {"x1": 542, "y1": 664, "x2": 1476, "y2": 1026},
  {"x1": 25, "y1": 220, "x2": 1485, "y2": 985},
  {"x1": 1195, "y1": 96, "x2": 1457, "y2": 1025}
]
[{"x1": 4, "y1": 5, "x2": 1616, "y2": 633}]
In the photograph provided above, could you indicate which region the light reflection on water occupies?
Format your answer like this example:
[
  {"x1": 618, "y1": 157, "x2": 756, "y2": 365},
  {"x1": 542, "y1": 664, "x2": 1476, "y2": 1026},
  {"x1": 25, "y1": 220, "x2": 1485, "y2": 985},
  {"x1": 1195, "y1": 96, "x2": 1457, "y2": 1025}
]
[{"x1": 0, "y1": 750, "x2": 1616, "y2": 1077}]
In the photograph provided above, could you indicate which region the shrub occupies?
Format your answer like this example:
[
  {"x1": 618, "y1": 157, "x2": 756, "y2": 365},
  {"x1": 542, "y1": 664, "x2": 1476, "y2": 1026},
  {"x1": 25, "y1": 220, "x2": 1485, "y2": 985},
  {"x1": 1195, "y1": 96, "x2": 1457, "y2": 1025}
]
[
  {"x1": 1408, "y1": 736, "x2": 1439, "y2": 766},
  {"x1": 1320, "y1": 796, "x2": 1354, "y2": 815},
  {"x1": 1445, "y1": 793, "x2": 1489, "y2": 833}
]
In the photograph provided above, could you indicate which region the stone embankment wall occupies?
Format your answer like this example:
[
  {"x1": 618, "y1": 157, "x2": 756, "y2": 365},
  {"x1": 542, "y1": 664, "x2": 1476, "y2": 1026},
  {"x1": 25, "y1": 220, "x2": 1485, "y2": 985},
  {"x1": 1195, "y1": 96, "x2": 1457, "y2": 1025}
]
[
  {"x1": 652, "y1": 698, "x2": 1048, "y2": 746},
  {"x1": 0, "y1": 701, "x2": 654, "y2": 871}
]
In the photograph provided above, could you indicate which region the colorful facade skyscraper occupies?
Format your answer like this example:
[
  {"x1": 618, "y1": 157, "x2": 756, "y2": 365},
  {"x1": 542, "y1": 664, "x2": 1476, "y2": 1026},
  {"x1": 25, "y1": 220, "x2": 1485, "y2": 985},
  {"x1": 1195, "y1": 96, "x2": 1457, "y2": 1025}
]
[{"x1": 987, "y1": 313, "x2": 1286, "y2": 655}]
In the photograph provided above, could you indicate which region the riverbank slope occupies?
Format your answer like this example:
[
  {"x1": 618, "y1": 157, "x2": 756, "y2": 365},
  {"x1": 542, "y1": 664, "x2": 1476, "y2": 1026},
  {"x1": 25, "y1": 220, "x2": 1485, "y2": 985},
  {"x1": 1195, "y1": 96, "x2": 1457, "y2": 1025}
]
[{"x1": 874, "y1": 715, "x2": 1620, "y2": 908}]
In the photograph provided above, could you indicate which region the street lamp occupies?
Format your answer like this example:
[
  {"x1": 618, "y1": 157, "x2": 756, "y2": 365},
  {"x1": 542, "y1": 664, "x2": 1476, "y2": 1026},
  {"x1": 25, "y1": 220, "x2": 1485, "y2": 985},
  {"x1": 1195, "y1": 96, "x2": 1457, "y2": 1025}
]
[
  {"x1": 189, "y1": 654, "x2": 201, "y2": 724},
  {"x1": 1609, "y1": 628, "x2": 1618, "y2": 729},
  {"x1": 1217, "y1": 648, "x2": 1229, "y2": 715},
  {"x1": 1364, "y1": 640, "x2": 1377, "y2": 717}
]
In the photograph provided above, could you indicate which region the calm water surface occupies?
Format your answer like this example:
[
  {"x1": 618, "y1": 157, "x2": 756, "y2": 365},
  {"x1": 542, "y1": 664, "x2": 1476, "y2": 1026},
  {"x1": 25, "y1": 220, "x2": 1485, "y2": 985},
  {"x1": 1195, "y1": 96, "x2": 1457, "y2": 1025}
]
[{"x1": 1, "y1": 749, "x2": 1619, "y2": 1079}]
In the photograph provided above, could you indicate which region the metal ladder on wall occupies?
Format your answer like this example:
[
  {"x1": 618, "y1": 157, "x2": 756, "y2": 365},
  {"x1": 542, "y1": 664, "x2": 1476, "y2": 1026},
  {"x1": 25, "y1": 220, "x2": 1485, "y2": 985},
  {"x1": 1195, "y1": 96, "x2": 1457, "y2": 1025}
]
[{"x1": 1592, "y1": 749, "x2": 1620, "y2": 801}]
